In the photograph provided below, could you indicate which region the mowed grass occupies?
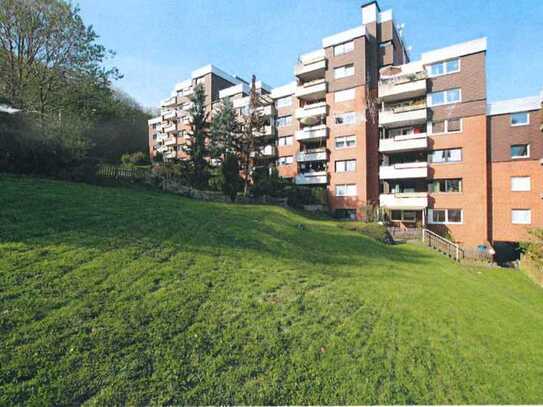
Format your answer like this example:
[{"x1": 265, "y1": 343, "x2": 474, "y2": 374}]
[{"x1": 1, "y1": 176, "x2": 543, "y2": 405}]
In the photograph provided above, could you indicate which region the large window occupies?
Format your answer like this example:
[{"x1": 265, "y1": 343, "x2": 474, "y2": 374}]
[
  {"x1": 511, "y1": 176, "x2": 531, "y2": 192},
  {"x1": 335, "y1": 184, "x2": 357, "y2": 197},
  {"x1": 512, "y1": 209, "x2": 531, "y2": 224},
  {"x1": 426, "y1": 58, "x2": 460, "y2": 77},
  {"x1": 335, "y1": 112, "x2": 356, "y2": 125},
  {"x1": 511, "y1": 144, "x2": 529, "y2": 159},
  {"x1": 428, "y1": 179, "x2": 462, "y2": 193},
  {"x1": 428, "y1": 209, "x2": 463, "y2": 224},
  {"x1": 335, "y1": 159, "x2": 356, "y2": 173},
  {"x1": 430, "y1": 118, "x2": 463, "y2": 134},
  {"x1": 277, "y1": 155, "x2": 293, "y2": 165},
  {"x1": 278, "y1": 135, "x2": 293, "y2": 146},
  {"x1": 276, "y1": 115, "x2": 292, "y2": 128},
  {"x1": 429, "y1": 148, "x2": 462, "y2": 163},
  {"x1": 335, "y1": 88, "x2": 355, "y2": 102},
  {"x1": 391, "y1": 210, "x2": 417, "y2": 223},
  {"x1": 276, "y1": 96, "x2": 292, "y2": 108},
  {"x1": 334, "y1": 41, "x2": 354, "y2": 56},
  {"x1": 335, "y1": 135, "x2": 356, "y2": 149},
  {"x1": 334, "y1": 64, "x2": 354, "y2": 79},
  {"x1": 428, "y1": 88, "x2": 461, "y2": 107},
  {"x1": 511, "y1": 112, "x2": 529, "y2": 126}
]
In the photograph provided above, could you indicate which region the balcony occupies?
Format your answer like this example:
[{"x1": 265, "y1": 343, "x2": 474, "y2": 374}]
[
  {"x1": 165, "y1": 137, "x2": 176, "y2": 146},
  {"x1": 162, "y1": 110, "x2": 177, "y2": 121},
  {"x1": 257, "y1": 104, "x2": 274, "y2": 116},
  {"x1": 255, "y1": 125, "x2": 274, "y2": 137},
  {"x1": 164, "y1": 151, "x2": 177, "y2": 159},
  {"x1": 295, "y1": 79, "x2": 327, "y2": 101},
  {"x1": 297, "y1": 148, "x2": 327, "y2": 162},
  {"x1": 379, "y1": 102, "x2": 427, "y2": 128},
  {"x1": 379, "y1": 192, "x2": 428, "y2": 210},
  {"x1": 378, "y1": 72, "x2": 427, "y2": 102},
  {"x1": 295, "y1": 125, "x2": 328, "y2": 142},
  {"x1": 295, "y1": 49, "x2": 327, "y2": 81},
  {"x1": 379, "y1": 162, "x2": 428, "y2": 180},
  {"x1": 163, "y1": 124, "x2": 177, "y2": 133},
  {"x1": 295, "y1": 171, "x2": 328, "y2": 185},
  {"x1": 250, "y1": 144, "x2": 277, "y2": 158},
  {"x1": 161, "y1": 96, "x2": 176, "y2": 107},
  {"x1": 379, "y1": 133, "x2": 428, "y2": 153},
  {"x1": 295, "y1": 101, "x2": 327, "y2": 124}
]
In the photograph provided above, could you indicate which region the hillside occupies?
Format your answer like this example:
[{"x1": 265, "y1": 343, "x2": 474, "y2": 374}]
[{"x1": 1, "y1": 176, "x2": 543, "y2": 405}]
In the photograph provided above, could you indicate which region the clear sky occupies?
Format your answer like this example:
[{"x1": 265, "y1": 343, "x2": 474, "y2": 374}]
[{"x1": 77, "y1": 0, "x2": 543, "y2": 109}]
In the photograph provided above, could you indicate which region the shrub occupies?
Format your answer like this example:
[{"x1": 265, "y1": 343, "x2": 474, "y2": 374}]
[
  {"x1": 120, "y1": 151, "x2": 147, "y2": 167},
  {"x1": 339, "y1": 222, "x2": 389, "y2": 242}
]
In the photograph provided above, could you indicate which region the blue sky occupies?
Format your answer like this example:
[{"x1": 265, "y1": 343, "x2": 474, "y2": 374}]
[{"x1": 78, "y1": 0, "x2": 543, "y2": 109}]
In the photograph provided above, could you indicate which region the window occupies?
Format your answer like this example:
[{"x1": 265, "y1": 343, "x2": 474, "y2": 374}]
[
  {"x1": 335, "y1": 159, "x2": 356, "y2": 173},
  {"x1": 276, "y1": 115, "x2": 292, "y2": 128},
  {"x1": 512, "y1": 209, "x2": 531, "y2": 224},
  {"x1": 335, "y1": 88, "x2": 355, "y2": 102},
  {"x1": 277, "y1": 155, "x2": 293, "y2": 165},
  {"x1": 511, "y1": 144, "x2": 529, "y2": 159},
  {"x1": 334, "y1": 208, "x2": 356, "y2": 220},
  {"x1": 428, "y1": 209, "x2": 463, "y2": 224},
  {"x1": 335, "y1": 112, "x2": 356, "y2": 125},
  {"x1": 278, "y1": 135, "x2": 293, "y2": 146},
  {"x1": 152, "y1": 134, "x2": 157, "y2": 140},
  {"x1": 428, "y1": 179, "x2": 462, "y2": 193},
  {"x1": 428, "y1": 88, "x2": 461, "y2": 107},
  {"x1": 333, "y1": 41, "x2": 354, "y2": 56},
  {"x1": 335, "y1": 184, "x2": 357, "y2": 197},
  {"x1": 429, "y1": 148, "x2": 462, "y2": 163},
  {"x1": 430, "y1": 118, "x2": 463, "y2": 134},
  {"x1": 426, "y1": 58, "x2": 460, "y2": 77},
  {"x1": 511, "y1": 112, "x2": 529, "y2": 126},
  {"x1": 334, "y1": 64, "x2": 354, "y2": 79},
  {"x1": 391, "y1": 210, "x2": 417, "y2": 222},
  {"x1": 511, "y1": 176, "x2": 531, "y2": 192},
  {"x1": 335, "y1": 135, "x2": 356, "y2": 149},
  {"x1": 276, "y1": 96, "x2": 292, "y2": 108}
]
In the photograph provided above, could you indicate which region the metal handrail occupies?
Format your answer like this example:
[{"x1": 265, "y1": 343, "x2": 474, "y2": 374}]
[{"x1": 422, "y1": 228, "x2": 464, "y2": 261}]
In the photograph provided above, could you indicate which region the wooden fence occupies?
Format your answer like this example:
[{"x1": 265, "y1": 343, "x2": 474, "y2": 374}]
[{"x1": 97, "y1": 166, "x2": 150, "y2": 179}]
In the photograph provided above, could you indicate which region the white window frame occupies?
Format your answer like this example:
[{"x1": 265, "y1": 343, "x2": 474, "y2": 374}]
[
  {"x1": 335, "y1": 135, "x2": 356, "y2": 149},
  {"x1": 511, "y1": 144, "x2": 530, "y2": 159},
  {"x1": 334, "y1": 88, "x2": 355, "y2": 103},
  {"x1": 427, "y1": 88, "x2": 462, "y2": 107},
  {"x1": 510, "y1": 112, "x2": 530, "y2": 127},
  {"x1": 429, "y1": 118, "x2": 463, "y2": 134},
  {"x1": 511, "y1": 176, "x2": 531, "y2": 192},
  {"x1": 276, "y1": 96, "x2": 292, "y2": 108},
  {"x1": 335, "y1": 184, "x2": 357, "y2": 197},
  {"x1": 278, "y1": 135, "x2": 293, "y2": 146},
  {"x1": 512, "y1": 209, "x2": 531, "y2": 225},
  {"x1": 335, "y1": 159, "x2": 356, "y2": 173},
  {"x1": 276, "y1": 115, "x2": 292, "y2": 128},
  {"x1": 428, "y1": 208, "x2": 463, "y2": 225},
  {"x1": 429, "y1": 148, "x2": 462, "y2": 164},
  {"x1": 333, "y1": 40, "x2": 354, "y2": 56},
  {"x1": 426, "y1": 58, "x2": 461, "y2": 77},
  {"x1": 277, "y1": 155, "x2": 293, "y2": 166},
  {"x1": 334, "y1": 64, "x2": 355, "y2": 79}
]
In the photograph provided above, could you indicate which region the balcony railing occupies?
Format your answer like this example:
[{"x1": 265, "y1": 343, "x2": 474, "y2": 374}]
[
  {"x1": 378, "y1": 71, "x2": 427, "y2": 102},
  {"x1": 295, "y1": 125, "x2": 328, "y2": 142},
  {"x1": 161, "y1": 96, "x2": 176, "y2": 107},
  {"x1": 379, "y1": 102, "x2": 427, "y2": 127},
  {"x1": 379, "y1": 132, "x2": 428, "y2": 153},
  {"x1": 165, "y1": 137, "x2": 176, "y2": 146},
  {"x1": 295, "y1": 49, "x2": 326, "y2": 80},
  {"x1": 162, "y1": 110, "x2": 177, "y2": 121},
  {"x1": 379, "y1": 192, "x2": 428, "y2": 210},
  {"x1": 379, "y1": 161, "x2": 428, "y2": 179},
  {"x1": 295, "y1": 171, "x2": 328, "y2": 185},
  {"x1": 295, "y1": 101, "x2": 327, "y2": 122},
  {"x1": 296, "y1": 148, "x2": 327, "y2": 162},
  {"x1": 255, "y1": 125, "x2": 274, "y2": 137},
  {"x1": 163, "y1": 124, "x2": 177, "y2": 133},
  {"x1": 295, "y1": 79, "x2": 327, "y2": 100}
]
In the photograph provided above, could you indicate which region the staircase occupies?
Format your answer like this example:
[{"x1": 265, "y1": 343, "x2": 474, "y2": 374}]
[{"x1": 421, "y1": 228, "x2": 464, "y2": 262}]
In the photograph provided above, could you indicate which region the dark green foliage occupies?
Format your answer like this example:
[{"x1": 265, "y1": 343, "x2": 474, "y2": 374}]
[
  {"x1": 250, "y1": 167, "x2": 291, "y2": 198},
  {"x1": 2, "y1": 176, "x2": 543, "y2": 405},
  {"x1": 221, "y1": 153, "x2": 243, "y2": 201},
  {"x1": 121, "y1": 151, "x2": 148, "y2": 168},
  {"x1": 338, "y1": 222, "x2": 389, "y2": 242}
]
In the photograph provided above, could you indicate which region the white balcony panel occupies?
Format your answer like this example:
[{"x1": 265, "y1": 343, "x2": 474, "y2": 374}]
[
  {"x1": 379, "y1": 133, "x2": 428, "y2": 153},
  {"x1": 163, "y1": 124, "x2": 177, "y2": 133},
  {"x1": 297, "y1": 149, "x2": 327, "y2": 162},
  {"x1": 379, "y1": 78, "x2": 427, "y2": 102},
  {"x1": 295, "y1": 59, "x2": 327, "y2": 81},
  {"x1": 165, "y1": 137, "x2": 176, "y2": 146},
  {"x1": 164, "y1": 151, "x2": 176, "y2": 159},
  {"x1": 295, "y1": 171, "x2": 328, "y2": 185},
  {"x1": 255, "y1": 125, "x2": 273, "y2": 137},
  {"x1": 162, "y1": 110, "x2": 177, "y2": 121},
  {"x1": 161, "y1": 96, "x2": 176, "y2": 107},
  {"x1": 379, "y1": 162, "x2": 428, "y2": 179},
  {"x1": 295, "y1": 80, "x2": 327, "y2": 101},
  {"x1": 295, "y1": 102, "x2": 327, "y2": 122},
  {"x1": 379, "y1": 106, "x2": 427, "y2": 128},
  {"x1": 295, "y1": 125, "x2": 328, "y2": 142},
  {"x1": 379, "y1": 193, "x2": 428, "y2": 210}
]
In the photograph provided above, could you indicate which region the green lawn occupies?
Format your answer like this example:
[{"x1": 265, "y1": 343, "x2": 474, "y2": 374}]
[{"x1": 1, "y1": 175, "x2": 543, "y2": 405}]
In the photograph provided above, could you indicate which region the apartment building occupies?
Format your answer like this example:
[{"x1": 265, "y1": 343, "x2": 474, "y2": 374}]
[
  {"x1": 488, "y1": 95, "x2": 543, "y2": 245},
  {"x1": 148, "y1": 1, "x2": 542, "y2": 255}
]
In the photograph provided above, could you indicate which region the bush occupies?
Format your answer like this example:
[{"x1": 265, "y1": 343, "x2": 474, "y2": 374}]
[
  {"x1": 339, "y1": 222, "x2": 389, "y2": 242},
  {"x1": 120, "y1": 151, "x2": 147, "y2": 167}
]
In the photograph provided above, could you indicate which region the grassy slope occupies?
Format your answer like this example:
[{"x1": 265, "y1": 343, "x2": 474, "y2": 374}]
[{"x1": 1, "y1": 176, "x2": 542, "y2": 405}]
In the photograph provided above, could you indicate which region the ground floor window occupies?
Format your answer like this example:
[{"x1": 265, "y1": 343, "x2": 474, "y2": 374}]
[
  {"x1": 428, "y1": 208, "x2": 463, "y2": 224},
  {"x1": 512, "y1": 209, "x2": 531, "y2": 224},
  {"x1": 391, "y1": 210, "x2": 417, "y2": 223},
  {"x1": 335, "y1": 208, "x2": 356, "y2": 220}
]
